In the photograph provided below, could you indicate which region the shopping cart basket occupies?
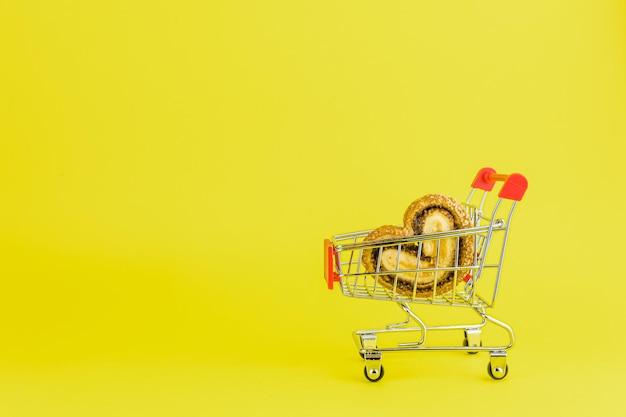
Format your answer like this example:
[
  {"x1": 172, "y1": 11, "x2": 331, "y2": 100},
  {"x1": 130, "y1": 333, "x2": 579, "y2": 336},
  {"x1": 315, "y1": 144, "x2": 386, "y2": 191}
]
[{"x1": 323, "y1": 168, "x2": 528, "y2": 381}]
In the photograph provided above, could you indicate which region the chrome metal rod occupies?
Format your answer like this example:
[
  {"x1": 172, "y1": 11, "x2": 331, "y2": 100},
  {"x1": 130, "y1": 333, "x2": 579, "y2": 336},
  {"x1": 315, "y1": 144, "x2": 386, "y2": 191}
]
[
  {"x1": 398, "y1": 302, "x2": 426, "y2": 345},
  {"x1": 385, "y1": 314, "x2": 411, "y2": 329},
  {"x1": 335, "y1": 224, "x2": 504, "y2": 251},
  {"x1": 475, "y1": 307, "x2": 515, "y2": 349}
]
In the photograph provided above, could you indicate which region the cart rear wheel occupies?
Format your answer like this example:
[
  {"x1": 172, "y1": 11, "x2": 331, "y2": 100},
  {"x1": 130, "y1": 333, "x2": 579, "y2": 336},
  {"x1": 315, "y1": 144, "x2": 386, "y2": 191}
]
[
  {"x1": 462, "y1": 338, "x2": 482, "y2": 354},
  {"x1": 364, "y1": 365, "x2": 385, "y2": 382},
  {"x1": 359, "y1": 345, "x2": 378, "y2": 359},
  {"x1": 487, "y1": 363, "x2": 509, "y2": 380},
  {"x1": 463, "y1": 328, "x2": 482, "y2": 354}
]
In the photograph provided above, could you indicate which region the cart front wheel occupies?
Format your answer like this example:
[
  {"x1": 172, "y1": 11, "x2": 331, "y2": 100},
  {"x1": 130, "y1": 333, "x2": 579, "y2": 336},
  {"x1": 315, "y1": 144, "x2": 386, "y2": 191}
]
[
  {"x1": 487, "y1": 363, "x2": 509, "y2": 380},
  {"x1": 364, "y1": 364, "x2": 385, "y2": 382}
]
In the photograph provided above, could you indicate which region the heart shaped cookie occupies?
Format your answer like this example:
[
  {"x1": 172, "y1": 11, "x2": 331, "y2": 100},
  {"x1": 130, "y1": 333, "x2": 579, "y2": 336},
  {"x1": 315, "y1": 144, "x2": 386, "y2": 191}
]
[{"x1": 362, "y1": 194, "x2": 474, "y2": 297}]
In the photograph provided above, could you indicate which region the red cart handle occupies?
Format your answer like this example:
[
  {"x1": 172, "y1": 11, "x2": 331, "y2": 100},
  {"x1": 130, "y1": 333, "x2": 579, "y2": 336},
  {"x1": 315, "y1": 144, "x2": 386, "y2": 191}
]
[
  {"x1": 471, "y1": 167, "x2": 528, "y2": 201},
  {"x1": 324, "y1": 239, "x2": 340, "y2": 289}
]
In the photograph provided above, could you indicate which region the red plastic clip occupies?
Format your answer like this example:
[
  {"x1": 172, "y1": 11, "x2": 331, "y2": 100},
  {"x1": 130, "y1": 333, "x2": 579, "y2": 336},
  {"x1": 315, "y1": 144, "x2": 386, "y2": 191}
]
[
  {"x1": 471, "y1": 167, "x2": 498, "y2": 191},
  {"x1": 324, "y1": 239, "x2": 340, "y2": 289},
  {"x1": 471, "y1": 168, "x2": 528, "y2": 201},
  {"x1": 498, "y1": 173, "x2": 528, "y2": 201}
]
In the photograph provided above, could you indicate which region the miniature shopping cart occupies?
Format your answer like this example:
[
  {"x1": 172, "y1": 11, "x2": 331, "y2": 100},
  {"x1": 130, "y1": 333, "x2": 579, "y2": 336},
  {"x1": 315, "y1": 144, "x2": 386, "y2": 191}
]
[{"x1": 323, "y1": 168, "x2": 528, "y2": 381}]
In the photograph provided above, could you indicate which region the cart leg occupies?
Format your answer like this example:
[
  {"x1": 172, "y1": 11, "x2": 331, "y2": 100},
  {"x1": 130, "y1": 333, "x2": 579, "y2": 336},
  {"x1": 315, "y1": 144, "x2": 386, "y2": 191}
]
[
  {"x1": 475, "y1": 307, "x2": 515, "y2": 349},
  {"x1": 397, "y1": 302, "x2": 427, "y2": 345},
  {"x1": 360, "y1": 334, "x2": 384, "y2": 382},
  {"x1": 487, "y1": 351, "x2": 509, "y2": 380}
]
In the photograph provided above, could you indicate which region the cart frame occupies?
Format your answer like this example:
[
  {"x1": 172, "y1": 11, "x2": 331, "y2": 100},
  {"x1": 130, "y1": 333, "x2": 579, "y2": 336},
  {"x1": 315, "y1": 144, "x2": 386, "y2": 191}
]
[{"x1": 324, "y1": 168, "x2": 528, "y2": 381}]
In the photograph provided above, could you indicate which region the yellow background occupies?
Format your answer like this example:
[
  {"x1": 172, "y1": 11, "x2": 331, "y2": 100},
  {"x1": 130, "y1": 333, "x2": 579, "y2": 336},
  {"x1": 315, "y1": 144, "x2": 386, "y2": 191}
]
[{"x1": 1, "y1": 0, "x2": 625, "y2": 415}]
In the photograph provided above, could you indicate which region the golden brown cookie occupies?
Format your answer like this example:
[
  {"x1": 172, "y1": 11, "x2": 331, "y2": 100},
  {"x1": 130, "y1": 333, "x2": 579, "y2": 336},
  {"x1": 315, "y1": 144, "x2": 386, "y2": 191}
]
[
  {"x1": 404, "y1": 194, "x2": 475, "y2": 277},
  {"x1": 403, "y1": 194, "x2": 473, "y2": 234},
  {"x1": 361, "y1": 194, "x2": 475, "y2": 297},
  {"x1": 361, "y1": 225, "x2": 409, "y2": 273}
]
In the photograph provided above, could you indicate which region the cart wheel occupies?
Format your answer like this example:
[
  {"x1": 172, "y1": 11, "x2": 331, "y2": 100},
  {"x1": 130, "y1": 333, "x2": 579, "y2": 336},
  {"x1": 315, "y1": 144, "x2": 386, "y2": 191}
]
[
  {"x1": 463, "y1": 328, "x2": 482, "y2": 354},
  {"x1": 487, "y1": 362, "x2": 509, "y2": 380},
  {"x1": 462, "y1": 338, "x2": 482, "y2": 354},
  {"x1": 358, "y1": 334, "x2": 378, "y2": 359},
  {"x1": 364, "y1": 364, "x2": 385, "y2": 382}
]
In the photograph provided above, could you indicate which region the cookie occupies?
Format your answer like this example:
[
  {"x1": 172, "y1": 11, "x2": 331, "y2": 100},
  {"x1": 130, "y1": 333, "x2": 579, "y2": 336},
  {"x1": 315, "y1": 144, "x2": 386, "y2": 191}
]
[{"x1": 362, "y1": 194, "x2": 475, "y2": 297}]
